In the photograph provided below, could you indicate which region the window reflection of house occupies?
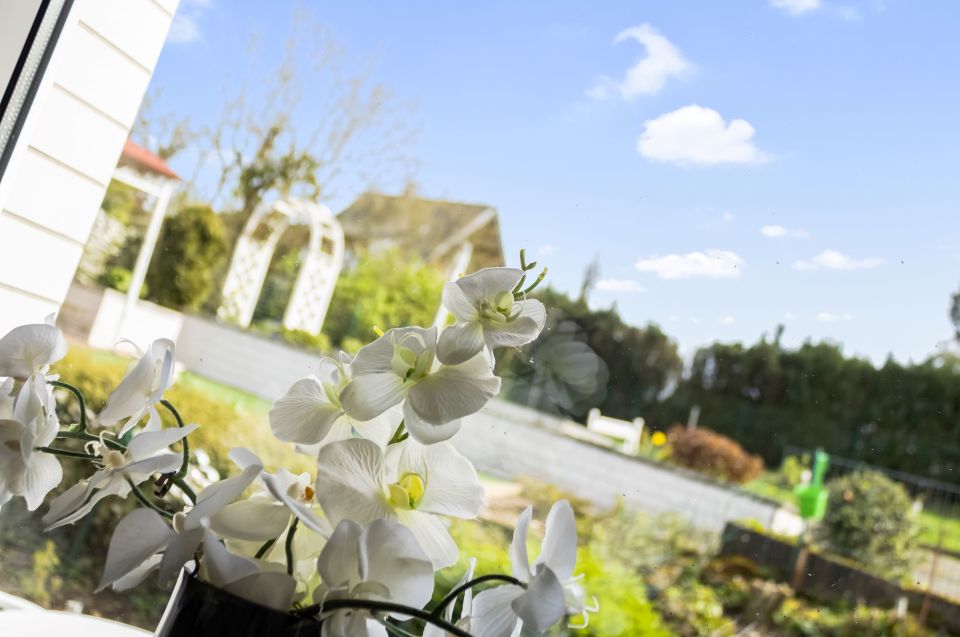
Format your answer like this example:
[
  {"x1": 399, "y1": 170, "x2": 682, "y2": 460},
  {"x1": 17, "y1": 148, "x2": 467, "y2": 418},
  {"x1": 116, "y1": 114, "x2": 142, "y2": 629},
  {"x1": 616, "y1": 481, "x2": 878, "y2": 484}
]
[{"x1": 337, "y1": 191, "x2": 505, "y2": 278}]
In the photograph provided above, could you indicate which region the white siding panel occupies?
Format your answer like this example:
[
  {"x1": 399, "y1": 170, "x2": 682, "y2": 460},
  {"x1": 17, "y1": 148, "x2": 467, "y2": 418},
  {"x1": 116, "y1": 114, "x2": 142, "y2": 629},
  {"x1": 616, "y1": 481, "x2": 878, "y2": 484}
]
[
  {"x1": 75, "y1": 0, "x2": 171, "y2": 71},
  {"x1": 3, "y1": 148, "x2": 105, "y2": 242},
  {"x1": 0, "y1": 214, "x2": 84, "y2": 302},
  {"x1": 54, "y1": 24, "x2": 151, "y2": 128},
  {"x1": 152, "y1": 0, "x2": 179, "y2": 17},
  {"x1": 0, "y1": 288, "x2": 59, "y2": 336},
  {"x1": 28, "y1": 86, "x2": 127, "y2": 186}
]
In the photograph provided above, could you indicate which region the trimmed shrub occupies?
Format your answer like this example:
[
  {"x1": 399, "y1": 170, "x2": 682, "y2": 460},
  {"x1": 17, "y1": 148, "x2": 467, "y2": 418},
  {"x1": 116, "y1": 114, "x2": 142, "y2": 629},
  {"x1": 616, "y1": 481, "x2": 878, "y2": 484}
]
[
  {"x1": 145, "y1": 204, "x2": 228, "y2": 311},
  {"x1": 816, "y1": 470, "x2": 919, "y2": 577},
  {"x1": 666, "y1": 425, "x2": 764, "y2": 484}
]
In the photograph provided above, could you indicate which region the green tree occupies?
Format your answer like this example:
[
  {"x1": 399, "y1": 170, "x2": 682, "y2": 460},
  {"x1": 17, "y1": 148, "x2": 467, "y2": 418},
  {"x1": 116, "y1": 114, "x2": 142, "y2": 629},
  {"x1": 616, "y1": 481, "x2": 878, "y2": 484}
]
[
  {"x1": 145, "y1": 205, "x2": 228, "y2": 311},
  {"x1": 951, "y1": 286, "x2": 960, "y2": 339},
  {"x1": 322, "y1": 249, "x2": 443, "y2": 347}
]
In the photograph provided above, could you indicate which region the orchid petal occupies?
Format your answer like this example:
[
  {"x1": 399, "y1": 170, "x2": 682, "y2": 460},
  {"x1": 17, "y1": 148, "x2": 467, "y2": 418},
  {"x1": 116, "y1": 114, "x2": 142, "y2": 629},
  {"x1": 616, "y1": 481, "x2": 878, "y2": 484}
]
[
  {"x1": 454, "y1": 268, "x2": 524, "y2": 306},
  {"x1": 261, "y1": 471, "x2": 331, "y2": 536},
  {"x1": 269, "y1": 377, "x2": 343, "y2": 445},
  {"x1": 211, "y1": 499, "x2": 292, "y2": 541},
  {"x1": 0, "y1": 323, "x2": 67, "y2": 378},
  {"x1": 223, "y1": 569, "x2": 297, "y2": 611},
  {"x1": 202, "y1": 527, "x2": 259, "y2": 586},
  {"x1": 360, "y1": 518, "x2": 434, "y2": 609},
  {"x1": 407, "y1": 353, "x2": 500, "y2": 424},
  {"x1": 402, "y1": 401, "x2": 461, "y2": 445},
  {"x1": 20, "y1": 450, "x2": 62, "y2": 511},
  {"x1": 157, "y1": 528, "x2": 203, "y2": 584},
  {"x1": 534, "y1": 500, "x2": 577, "y2": 581},
  {"x1": 315, "y1": 439, "x2": 393, "y2": 525},
  {"x1": 186, "y1": 463, "x2": 261, "y2": 527},
  {"x1": 400, "y1": 441, "x2": 483, "y2": 518},
  {"x1": 339, "y1": 373, "x2": 408, "y2": 422},
  {"x1": 441, "y1": 281, "x2": 481, "y2": 321},
  {"x1": 471, "y1": 585, "x2": 524, "y2": 637},
  {"x1": 319, "y1": 519, "x2": 363, "y2": 590},
  {"x1": 437, "y1": 321, "x2": 486, "y2": 366},
  {"x1": 396, "y1": 509, "x2": 458, "y2": 570},
  {"x1": 97, "y1": 508, "x2": 175, "y2": 591},
  {"x1": 127, "y1": 423, "x2": 198, "y2": 460},
  {"x1": 510, "y1": 565, "x2": 566, "y2": 633},
  {"x1": 510, "y1": 507, "x2": 533, "y2": 582}
]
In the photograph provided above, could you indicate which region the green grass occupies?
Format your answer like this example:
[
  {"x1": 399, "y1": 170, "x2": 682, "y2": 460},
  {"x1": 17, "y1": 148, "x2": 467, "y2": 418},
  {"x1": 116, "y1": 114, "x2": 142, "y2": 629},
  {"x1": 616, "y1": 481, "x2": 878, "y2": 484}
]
[{"x1": 177, "y1": 371, "x2": 272, "y2": 417}]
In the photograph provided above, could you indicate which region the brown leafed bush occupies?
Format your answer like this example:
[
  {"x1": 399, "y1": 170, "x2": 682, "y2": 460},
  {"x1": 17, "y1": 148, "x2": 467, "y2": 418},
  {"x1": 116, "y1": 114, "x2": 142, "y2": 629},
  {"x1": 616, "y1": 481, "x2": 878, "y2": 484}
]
[{"x1": 666, "y1": 425, "x2": 764, "y2": 484}]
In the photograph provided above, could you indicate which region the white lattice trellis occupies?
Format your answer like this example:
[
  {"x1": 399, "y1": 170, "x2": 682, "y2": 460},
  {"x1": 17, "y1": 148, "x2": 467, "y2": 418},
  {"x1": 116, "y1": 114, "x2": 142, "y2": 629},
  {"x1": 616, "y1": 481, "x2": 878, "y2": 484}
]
[{"x1": 217, "y1": 199, "x2": 344, "y2": 334}]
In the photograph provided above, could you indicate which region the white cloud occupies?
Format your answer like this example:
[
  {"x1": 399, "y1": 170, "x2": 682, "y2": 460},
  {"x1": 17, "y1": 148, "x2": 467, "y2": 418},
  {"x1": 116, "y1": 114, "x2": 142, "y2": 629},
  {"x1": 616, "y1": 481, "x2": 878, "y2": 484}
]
[
  {"x1": 638, "y1": 105, "x2": 769, "y2": 166},
  {"x1": 722, "y1": 212, "x2": 735, "y2": 223},
  {"x1": 587, "y1": 24, "x2": 692, "y2": 100},
  {"x1": 761, "y1": 224, "x2": 808, "y2": 238},
  {"x1": 817, "y1": 311, "x2": 853, "y2": 322},
  {"x1": 793, "y1": 250, "x2": 884, "y2": 271},
  {"x1": 596, "y1": 278, "x2": 645, "y2": 293},
  {"x1": 784, "y1": 312, "x2": 796, "y2": 321},
  {"x1": 719, "y1": 316, "x2": 736, "y2": 325},
  {"x1": 635, "y1": 249, "x2": 744, "y2": 280},
  {"x1": 168, "y1": 0, "x2": 211, "y2": 44},
  {"x1": 770, "y1": 0, "x2": 821, "y2": 15},
  {"x1": 537, "y1": 244, "x2": 556, "y2": 257}
]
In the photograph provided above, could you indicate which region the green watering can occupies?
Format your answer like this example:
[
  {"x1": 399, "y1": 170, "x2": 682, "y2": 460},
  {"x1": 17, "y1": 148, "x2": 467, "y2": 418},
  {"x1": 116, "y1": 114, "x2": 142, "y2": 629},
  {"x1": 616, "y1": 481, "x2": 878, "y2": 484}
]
[{"x1": 794, "y1": 449, "x2": 829, "y2": 521}]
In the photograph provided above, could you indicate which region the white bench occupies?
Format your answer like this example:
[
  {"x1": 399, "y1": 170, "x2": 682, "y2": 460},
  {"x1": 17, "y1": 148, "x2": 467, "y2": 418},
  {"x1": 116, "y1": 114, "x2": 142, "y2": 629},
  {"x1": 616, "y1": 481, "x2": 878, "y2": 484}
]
[{"x1": 586, "y1": 408, "x2": 645, "y2": 455}]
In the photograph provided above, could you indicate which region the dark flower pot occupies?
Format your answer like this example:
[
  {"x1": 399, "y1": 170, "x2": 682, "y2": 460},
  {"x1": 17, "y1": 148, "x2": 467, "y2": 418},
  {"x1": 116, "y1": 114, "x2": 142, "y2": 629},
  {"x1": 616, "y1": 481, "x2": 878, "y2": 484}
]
[{"x1": 154, "y1": 571, "x2": 321, "y2": 637}]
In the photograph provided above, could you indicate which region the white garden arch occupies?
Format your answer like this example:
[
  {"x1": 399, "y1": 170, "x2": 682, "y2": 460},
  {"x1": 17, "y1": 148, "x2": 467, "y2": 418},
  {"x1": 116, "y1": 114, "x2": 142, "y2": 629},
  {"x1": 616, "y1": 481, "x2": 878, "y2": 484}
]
[{"x1": 217, "y1": 198, "x2": 344, "y2": 334}]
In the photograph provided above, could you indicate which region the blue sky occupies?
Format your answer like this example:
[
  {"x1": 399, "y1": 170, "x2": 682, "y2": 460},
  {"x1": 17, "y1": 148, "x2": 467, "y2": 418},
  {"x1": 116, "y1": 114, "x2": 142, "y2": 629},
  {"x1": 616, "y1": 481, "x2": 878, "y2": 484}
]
[{"x1": 151, "y1": 0, "x2": 960, "y2": 364}]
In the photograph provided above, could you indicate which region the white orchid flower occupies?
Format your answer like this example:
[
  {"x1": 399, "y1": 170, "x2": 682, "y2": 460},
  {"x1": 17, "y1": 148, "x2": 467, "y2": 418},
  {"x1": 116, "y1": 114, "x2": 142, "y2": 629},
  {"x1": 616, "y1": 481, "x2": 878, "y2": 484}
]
[
  {"x1": 0, "y1": 374, "x2": 63, "y2": 511},
  {"x1": 0, "y1": 321, "x2": 67, "y2": 511},
  {"x1": 211, "y1": 458, "x2": 331, "y2": 541},
  {"x1": 340, "y1": 326, "x2": 500, "y2": 444},
  {"x1": 0, "y1": 318, "x2": 67, "y2": 381},
  {"x1": 96, "y1": 448, "x2": 263, "y2": 591},
  {"x1": 269, "y1": 354, "x2": 398, "y2": 454},
  {"x1": 0, "y1": 377, "x2": 14, "y2": 419},
  {"x1": 97, "y1": 338, "x2": 176, "y2": 435},
  {"x1": 43, "y1": 423, "x2": 198, "y2": 529},
  {"x1": 314, "y1": 437, "x2": 484, "y2": 569},
  {"x1": 314, "y1": 518, "x2": 435, "y2": 637},
  {"x1": 437, "y1": 268, "x2": 546, "y2": 365},
  {"x1": 97, "y1": 507, "x2": 296, "y2": 610},
  {"x1": 471, "y1": 501, "x2": 590, "y2": 636}
]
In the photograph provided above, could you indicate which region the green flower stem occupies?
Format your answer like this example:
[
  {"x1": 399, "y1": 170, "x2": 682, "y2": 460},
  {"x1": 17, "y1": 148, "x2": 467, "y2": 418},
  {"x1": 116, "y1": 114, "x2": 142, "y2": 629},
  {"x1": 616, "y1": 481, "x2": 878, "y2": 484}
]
[
  {"x1": 254, "y1": 538, "x2": 277, "y2": 559},
  {"x1": 49, "y1": 380, "x2": 87, "y2": 432},
  {"x1": 387, "y1": 421, "x2": 408, "y2": 445},
  {"x1": 173, "y1": 477, "x2": 197, "y2": 504},
  {"x1": 35, "y1": 446, "x2": 98, "y2": 461},
  {"x1": 285, "y1": 517, "x2": 299, "y2": 576},
  {"x1": 306, "y1": 599, "x2": 473, "y2": 637},
  {"x1": 125, "y1": 477, "x2": 174, "y2": 520},
  {"x1": 431, "y1": 574, "x2": 525, "y2": 617},
  {"x1": 159, "y1": 399, "x2": 190, "y2": 481}
]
